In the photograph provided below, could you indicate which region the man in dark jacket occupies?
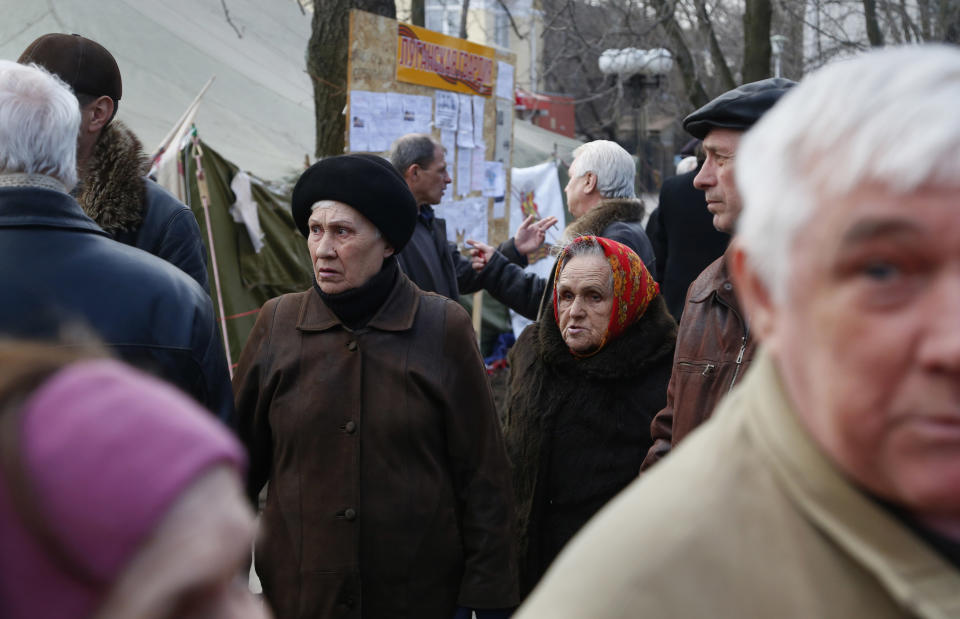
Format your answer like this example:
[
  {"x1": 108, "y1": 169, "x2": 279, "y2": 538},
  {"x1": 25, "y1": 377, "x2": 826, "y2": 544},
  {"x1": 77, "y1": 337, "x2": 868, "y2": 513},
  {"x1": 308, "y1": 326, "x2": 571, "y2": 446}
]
[
  {"x1": 470, "y1": 140, "x2": 657, "y2": 320},
  {"x1": 645, "y1": 166, "x2": 730, "y2": 321},
  {"x1": 0, "y1": 59, "x2": 232, "y2": 422},
  {"x1": 641, "y1": 78, "x2": 794, "y2": 471},
  {"x1": 390, "y1": 133, "x2": 554, "y2": 300},
  {"x1": 18, "y1": 33, "x2": 209, "y2": 291}
]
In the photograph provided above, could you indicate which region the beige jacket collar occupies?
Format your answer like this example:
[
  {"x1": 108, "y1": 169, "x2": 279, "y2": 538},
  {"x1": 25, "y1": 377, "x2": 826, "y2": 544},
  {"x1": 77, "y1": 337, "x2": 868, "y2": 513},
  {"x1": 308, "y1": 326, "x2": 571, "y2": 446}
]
[{"x1": 742, "y1": 351, "x2": 960, "y2": 617}]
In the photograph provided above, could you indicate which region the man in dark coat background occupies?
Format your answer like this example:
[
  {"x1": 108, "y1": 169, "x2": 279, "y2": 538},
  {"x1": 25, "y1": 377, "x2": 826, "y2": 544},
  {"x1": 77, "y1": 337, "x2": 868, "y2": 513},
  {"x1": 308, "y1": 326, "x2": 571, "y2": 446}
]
[
  {"x1": 645, "y1": 166, "x2": 730, "y2": 321},
  {"x1": 19, "y1": 33, "x2": 210, "y2": 292},
  {"x1": 0, "y1": 59, "x2": 232, "y2": 421},
  {"x1": 641, "y1": 78, "x2": 795, "y2": 471},
  {"x1": 390, "y1": 133, "x2": 554, "y2": 300}
]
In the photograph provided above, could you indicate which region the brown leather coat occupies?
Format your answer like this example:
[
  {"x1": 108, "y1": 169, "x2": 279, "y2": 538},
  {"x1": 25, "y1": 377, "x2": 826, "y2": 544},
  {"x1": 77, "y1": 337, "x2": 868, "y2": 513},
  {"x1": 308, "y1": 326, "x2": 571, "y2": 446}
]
[
  {"x1": 640, "y1": 251, "x2": 757, "y2": 470},
  {"x1": 233, "y1": 273, "x2": 519, "y2": 619}
]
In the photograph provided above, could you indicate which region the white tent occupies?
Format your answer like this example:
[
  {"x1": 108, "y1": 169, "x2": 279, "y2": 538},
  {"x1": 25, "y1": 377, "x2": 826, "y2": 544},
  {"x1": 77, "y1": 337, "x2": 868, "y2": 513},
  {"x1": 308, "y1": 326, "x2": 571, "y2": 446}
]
[{"x1": 1, "y1": 0, "x2": 314, "y2": 181}]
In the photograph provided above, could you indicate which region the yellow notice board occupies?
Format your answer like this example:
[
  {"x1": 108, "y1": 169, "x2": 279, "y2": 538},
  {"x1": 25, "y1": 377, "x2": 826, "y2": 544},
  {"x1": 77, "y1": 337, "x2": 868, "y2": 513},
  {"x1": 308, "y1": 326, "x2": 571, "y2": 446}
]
[{"x1": 397, "y1": 23, "x2": 495, "y2": 96}]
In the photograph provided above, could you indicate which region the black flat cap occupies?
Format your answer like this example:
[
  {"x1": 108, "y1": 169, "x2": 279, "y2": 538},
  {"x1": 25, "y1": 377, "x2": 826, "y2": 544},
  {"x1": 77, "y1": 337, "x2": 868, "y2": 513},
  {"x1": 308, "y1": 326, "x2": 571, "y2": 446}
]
[
  {"x1": 291, "y1": 154, "x2": 418, "y2": 252},
  {"x1": 19, "y1": 33, "x2": 122, "y2": 102},
  {"x1": 683, "y1": 77, "x2": 796, "y2": 139}
]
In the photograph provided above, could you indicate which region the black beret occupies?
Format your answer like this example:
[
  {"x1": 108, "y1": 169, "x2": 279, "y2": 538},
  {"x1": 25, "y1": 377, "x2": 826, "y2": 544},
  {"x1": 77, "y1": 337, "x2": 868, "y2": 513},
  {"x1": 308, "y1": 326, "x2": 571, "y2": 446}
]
[
  {"x1": 291, "y1": 154, "x2": 418, "y2": 251},
  {"x1": 19, "y1": 33, "x2": 122, "y2": 101},
  {"x1": 683, "y1": 77, "x2": 796, "y2": 140}
]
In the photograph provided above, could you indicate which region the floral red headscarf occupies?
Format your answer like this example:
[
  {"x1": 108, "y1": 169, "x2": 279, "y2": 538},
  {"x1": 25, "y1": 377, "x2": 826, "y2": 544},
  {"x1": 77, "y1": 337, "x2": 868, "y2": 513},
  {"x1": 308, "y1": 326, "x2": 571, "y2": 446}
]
[{"x1": 553, "y1": 236, "x2": 660, "y2": 356}]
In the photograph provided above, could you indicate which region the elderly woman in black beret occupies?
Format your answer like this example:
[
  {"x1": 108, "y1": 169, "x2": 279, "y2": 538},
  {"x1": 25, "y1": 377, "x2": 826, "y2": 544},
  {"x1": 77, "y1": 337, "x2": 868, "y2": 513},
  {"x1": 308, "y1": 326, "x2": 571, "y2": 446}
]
[{"x1": 233, "y1": 155, "x2": 518, "y2": 619}]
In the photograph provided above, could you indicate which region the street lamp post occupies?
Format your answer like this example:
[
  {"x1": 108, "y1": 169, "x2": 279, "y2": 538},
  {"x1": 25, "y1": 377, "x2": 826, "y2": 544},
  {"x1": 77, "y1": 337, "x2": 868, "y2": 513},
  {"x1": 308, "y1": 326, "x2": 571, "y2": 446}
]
[{"x1": 598, "y1": 47, "x2": 674, "y2": 190}]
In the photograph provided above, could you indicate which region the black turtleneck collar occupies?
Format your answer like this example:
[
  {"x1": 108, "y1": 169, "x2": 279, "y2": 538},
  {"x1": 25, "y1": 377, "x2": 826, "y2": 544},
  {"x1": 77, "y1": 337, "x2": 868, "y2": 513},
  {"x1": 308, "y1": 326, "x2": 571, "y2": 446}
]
[{"x1": 313, "y1": 256, "x2": 399, "y2": 330}]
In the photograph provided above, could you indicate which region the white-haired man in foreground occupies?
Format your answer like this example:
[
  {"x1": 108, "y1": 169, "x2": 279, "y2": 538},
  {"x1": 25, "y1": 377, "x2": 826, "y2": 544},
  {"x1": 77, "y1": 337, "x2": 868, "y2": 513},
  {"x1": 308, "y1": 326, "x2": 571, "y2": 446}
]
[{"x1": 515, "y1": 45, "x2": 960, "y2": 618}]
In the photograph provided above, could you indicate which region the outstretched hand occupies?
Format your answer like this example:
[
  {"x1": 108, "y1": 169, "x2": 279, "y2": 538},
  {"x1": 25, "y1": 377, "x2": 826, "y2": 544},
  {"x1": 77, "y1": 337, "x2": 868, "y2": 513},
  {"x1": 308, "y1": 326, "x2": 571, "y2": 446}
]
[
  {"x1": 467, "y1": 239, "x2": 495, "y2": 272},
  {"x1": 513, "y1": 214, "x2": 559, "y2": 256}
]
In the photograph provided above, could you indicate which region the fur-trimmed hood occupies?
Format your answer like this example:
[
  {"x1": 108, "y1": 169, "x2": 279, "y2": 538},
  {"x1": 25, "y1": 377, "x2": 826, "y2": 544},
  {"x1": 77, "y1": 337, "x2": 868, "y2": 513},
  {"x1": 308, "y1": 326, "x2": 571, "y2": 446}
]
[
  {"x1": 561, "y1": 197, "x2": 645, "y2": 245},
  {"x1": 76, "y1": 120, "x2": 148, "y2": 234}
]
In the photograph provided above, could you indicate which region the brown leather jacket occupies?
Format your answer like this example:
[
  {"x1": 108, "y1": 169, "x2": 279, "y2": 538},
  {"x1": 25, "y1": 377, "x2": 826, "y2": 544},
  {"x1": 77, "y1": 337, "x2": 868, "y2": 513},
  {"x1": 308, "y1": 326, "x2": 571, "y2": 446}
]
[
  {"x1": 640, "y1": 251, "x2": 757, "y2": 471},
  {"x1": 233, "y1": 273, "x2": 519, "y2": 618}
]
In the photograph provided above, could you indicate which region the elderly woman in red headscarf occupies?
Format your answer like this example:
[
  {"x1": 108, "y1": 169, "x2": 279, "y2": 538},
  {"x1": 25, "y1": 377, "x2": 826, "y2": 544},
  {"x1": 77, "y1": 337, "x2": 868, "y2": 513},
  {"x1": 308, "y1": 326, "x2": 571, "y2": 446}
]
[{"x1": 504, "y1": 235, "x2": 677, "y2": 597}]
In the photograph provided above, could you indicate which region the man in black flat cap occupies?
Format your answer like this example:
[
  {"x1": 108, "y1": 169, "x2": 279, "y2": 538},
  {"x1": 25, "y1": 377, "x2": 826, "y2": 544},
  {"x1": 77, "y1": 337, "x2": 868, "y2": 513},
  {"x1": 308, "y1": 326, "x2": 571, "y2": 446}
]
[
  {"x1": 18, "y1": 33, "x2": 209, "y2": 291},
  {"x1": 641, "y1": 78, "x2": 795, "y2": 471}
]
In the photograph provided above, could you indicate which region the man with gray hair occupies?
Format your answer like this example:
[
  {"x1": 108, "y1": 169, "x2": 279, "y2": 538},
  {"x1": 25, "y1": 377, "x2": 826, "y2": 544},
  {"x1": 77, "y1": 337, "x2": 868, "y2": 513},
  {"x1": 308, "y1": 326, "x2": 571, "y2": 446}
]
[
  {"x1": 0, "y1": 59, "x2": 232, "y2": 421},
  {"x1": 390, "y1": 133, "x2": 555, "y2": 299},
  {"x1": 470, "y1": 139, "x2": 657, "y2": 320},
  {"x1": 515, "y1": 45, "x2": 960, "y2": 617}
]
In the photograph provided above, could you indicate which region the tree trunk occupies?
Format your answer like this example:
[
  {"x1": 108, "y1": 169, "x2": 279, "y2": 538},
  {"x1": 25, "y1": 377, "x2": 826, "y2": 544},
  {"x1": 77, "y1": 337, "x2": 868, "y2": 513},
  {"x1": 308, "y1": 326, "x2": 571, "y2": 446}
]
[
  {"x1": 742, "y1": 0, "x2": 772, "y2": 82},
  {"x1": 648, "y1": 0, "x2": 711, "y2": 108},
  {"x1": 308, "y1": 0, "x2": 396, "y2": 158},
  {"x1": 942, "y1": 0, "x2": 960, "y2": 43},
  {"x1": 863, "y1": 0, "x2": 885, "y2": 44},
  {"x1": 459, "y1": 0, "x2": 471, "y2": 38},
  {"x1": 917, "y1": 0, "x2": 931, "y2": 39},
  {"x1": 411, "y1": 0, "x2": 425, "y2": 26}
]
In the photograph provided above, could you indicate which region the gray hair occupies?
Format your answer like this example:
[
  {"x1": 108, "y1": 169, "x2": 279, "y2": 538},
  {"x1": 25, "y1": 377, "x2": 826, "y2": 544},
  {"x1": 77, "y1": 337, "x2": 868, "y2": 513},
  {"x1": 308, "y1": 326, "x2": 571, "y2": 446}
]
[
  {"x1": 0, "y1": 60, "x2": 80, "y2": 190},
  {"x1": 570, "y1": 140, "x2": 636, "y2": 199},
  {"x1": 559, "y1": 237, "x2": 613, "y2": 291},
  {"x1": 310, "y1": 200, "x2": 380, "y2": 238},
  {"x1": 389, "y1": 133, "x2": 440, "y2": 175},
  {"x1": 737, "y1": 45, "x2": 960, "y2": 302}
]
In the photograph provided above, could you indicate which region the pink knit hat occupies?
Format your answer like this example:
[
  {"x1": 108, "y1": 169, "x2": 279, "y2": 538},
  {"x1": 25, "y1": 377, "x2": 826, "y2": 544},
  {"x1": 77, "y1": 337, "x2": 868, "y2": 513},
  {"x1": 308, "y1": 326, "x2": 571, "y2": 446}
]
[{"x1": 0, "y1": 359, "x2": 246, "y2": 618}]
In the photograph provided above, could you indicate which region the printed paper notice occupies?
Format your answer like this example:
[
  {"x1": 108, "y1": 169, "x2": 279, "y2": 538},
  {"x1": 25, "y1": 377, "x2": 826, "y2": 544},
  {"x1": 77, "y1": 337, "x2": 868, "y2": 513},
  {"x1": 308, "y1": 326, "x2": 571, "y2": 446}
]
[
  {"x1": 441, "y1": 130, "x2": 457, "y2": 201},
  {"x1": 457, "y1": 94, "x2": 475, "y2": 148},
  {"x1": 434, "y1": 198, "x2": 488, "y2": 247},
  {"x1": 349, "y1": 90, "x2": 381, "y2": 152},
  {"x1": 483, "y1": 161, "x2": 505, "y2": 198},
  {"x1": 456, "y1": 146, "x2": 472, "y2": 197},
  {"x1": 472, "y1": 96, "x2": 486, "y2": 147},
  {"x1": 471, "y1": 146, "x2": 486, "y2": 193},
  {"x1": 496, "y1": 61, "x2": 515, "y2": 100},
  {"x1": 435, "y1": 91, "x2": 459, "y2": 131}
]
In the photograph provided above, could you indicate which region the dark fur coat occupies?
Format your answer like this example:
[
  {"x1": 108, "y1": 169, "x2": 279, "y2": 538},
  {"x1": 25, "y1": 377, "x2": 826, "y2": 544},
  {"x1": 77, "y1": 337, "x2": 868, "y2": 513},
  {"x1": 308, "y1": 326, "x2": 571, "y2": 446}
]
[
  {"x1": 505, "y1": 294, "x2": 677, "y2": 595},
  {"x1": 560, "y1": 197, "x2": 644, "y2": 243}
]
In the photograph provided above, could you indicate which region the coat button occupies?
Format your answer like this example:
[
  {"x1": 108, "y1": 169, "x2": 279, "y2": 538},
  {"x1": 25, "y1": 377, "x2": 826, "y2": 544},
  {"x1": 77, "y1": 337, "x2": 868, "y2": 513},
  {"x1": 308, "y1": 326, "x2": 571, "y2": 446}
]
[
  {"x1": 344, "y1": 508, "x2": 357, "y2": 521},
  {"x1": 344, "y1": 420, "x2": 357, "y2": 434},
  {"x1": 723, "y1": 282, "x2": 733, "y2": 291},
  {"x1": 347, "y1": 340, "x2": 358, "y2": 351}
]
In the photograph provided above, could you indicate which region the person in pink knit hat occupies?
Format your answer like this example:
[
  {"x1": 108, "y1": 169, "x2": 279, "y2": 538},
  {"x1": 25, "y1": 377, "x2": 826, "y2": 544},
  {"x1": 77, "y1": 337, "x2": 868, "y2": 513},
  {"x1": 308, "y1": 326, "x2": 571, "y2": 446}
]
[{"x1": 0, "y1": 342, "x2": 269, "y2": 619}]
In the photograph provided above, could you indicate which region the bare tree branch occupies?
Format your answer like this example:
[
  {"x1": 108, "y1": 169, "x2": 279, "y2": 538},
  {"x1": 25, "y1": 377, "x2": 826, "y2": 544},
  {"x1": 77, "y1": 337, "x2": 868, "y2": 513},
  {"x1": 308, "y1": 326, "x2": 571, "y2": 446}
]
[
  {"x1": 494, "y1": 0, "x2": 527, "y2": 40},
  {"x1": 693, "y1": 0, "x2": 737, "y2": 89},
  {"x1": 220, "y1": 0, "x2": 244, "y2": 38}
]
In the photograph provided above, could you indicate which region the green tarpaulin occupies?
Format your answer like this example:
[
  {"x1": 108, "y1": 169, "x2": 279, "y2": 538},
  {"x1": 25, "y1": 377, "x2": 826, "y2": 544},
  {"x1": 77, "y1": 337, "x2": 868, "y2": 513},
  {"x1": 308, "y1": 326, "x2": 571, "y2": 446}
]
[{"x1": 179, "y1": 137, "x2": 313, "y2": 369}]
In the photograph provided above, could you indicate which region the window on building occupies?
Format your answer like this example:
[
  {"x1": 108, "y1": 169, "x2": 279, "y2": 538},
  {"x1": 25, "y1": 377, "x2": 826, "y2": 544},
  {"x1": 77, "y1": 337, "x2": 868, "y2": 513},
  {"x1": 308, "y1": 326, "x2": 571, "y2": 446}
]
[{"x1": 425, "y1": 0, "x2": 461, "y2": 36}]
